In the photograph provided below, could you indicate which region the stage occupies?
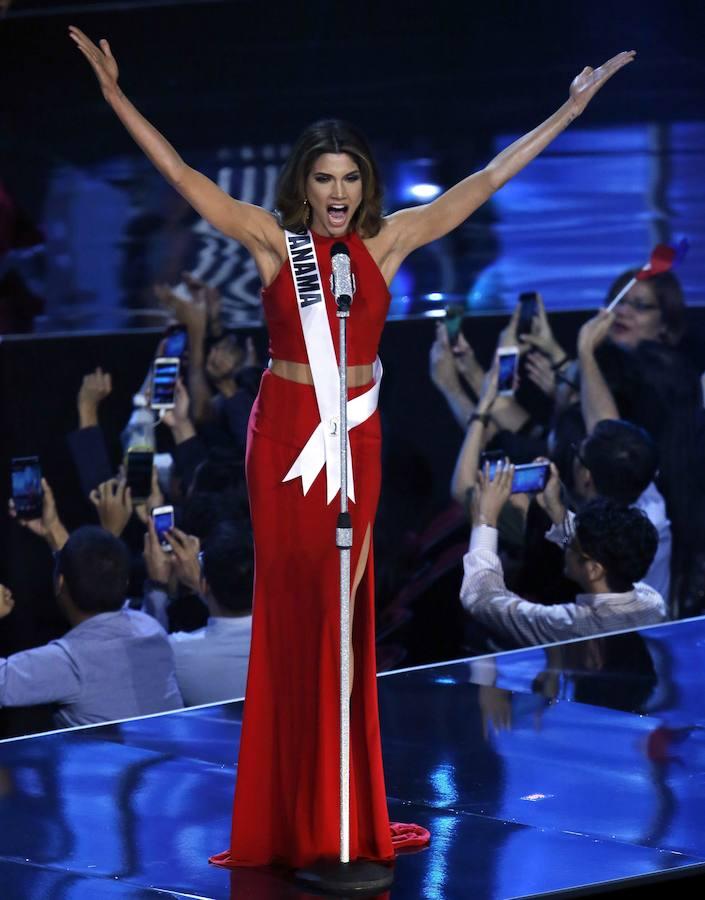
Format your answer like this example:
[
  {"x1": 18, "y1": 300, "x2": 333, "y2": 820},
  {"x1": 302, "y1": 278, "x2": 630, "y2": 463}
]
[{"x1": 2, "y1": 616, "x2": 705, "y2": 899}]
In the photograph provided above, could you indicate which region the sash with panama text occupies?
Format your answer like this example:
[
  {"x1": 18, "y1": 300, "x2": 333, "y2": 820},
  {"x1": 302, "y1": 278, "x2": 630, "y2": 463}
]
[{"x1": 282, "y1": 230, "x2": 382, "y2": 504}]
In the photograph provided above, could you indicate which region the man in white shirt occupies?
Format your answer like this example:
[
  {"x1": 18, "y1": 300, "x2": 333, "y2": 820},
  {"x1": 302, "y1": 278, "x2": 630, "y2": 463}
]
[
  {"x1": 460, "y1": 461, "x2": 666, "y2": 648},
  {"x1": 143, "y1": 521, "x2": 253, "y2": 706}
]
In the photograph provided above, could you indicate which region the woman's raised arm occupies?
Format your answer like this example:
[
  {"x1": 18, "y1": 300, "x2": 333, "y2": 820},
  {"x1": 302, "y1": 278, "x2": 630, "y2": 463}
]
[
  {"x1": 69, "y1": 27, "x2": 283, "y2": 273},
  {"x1": 383, "y1": 51, "x2": 636, "y2": 261}
]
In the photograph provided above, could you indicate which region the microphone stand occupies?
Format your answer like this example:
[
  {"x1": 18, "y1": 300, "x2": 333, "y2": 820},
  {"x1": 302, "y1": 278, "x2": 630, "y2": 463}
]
[{"x1": 295, "y1": 269, "x2": 394, "y2": 896}]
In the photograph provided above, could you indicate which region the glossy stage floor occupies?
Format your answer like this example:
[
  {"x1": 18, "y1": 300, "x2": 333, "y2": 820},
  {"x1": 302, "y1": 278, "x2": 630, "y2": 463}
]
[{"x1": 3, "y1": 618, "x2": 705, "y2": 900}]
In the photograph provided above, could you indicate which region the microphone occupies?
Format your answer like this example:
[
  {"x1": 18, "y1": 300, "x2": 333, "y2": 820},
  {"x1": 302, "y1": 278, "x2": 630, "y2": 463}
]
[{"x1": 330, "y1": 242, "x2": 355, "y2": 311}]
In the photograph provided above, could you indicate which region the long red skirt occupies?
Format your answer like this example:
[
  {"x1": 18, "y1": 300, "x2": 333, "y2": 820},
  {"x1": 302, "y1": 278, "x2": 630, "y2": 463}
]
[{"x1": 210, "y1": 369, "x2": 394, "y2": 868}]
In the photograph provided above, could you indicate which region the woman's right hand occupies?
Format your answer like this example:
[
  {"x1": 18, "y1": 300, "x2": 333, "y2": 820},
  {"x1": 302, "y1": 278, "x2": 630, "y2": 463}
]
[{"x1": 69, "y1": 27, "x2": 119, "y2": 97}]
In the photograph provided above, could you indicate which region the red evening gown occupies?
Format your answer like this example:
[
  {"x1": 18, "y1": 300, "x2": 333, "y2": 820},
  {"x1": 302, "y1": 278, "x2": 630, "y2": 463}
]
[{"x1": 210, "y1": 230, "x2": 398, "y2": 868}]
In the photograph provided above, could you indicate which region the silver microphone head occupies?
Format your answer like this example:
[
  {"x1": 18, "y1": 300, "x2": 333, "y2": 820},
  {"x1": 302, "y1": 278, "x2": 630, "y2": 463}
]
[{"x1": 330, "y1": 243, "x2": 354, "y2": 309}]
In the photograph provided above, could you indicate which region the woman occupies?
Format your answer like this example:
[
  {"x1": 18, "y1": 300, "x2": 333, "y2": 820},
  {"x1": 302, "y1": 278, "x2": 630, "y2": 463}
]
[
  {"x1": 69, "y1": 25, "x2": 635, "y2": 869},
  {"x1": 578, "y1": 264, "x2": 705, "y2": 619},
  {"x1": 606, "y1": 268, "x2": 686, "y2": 350}
]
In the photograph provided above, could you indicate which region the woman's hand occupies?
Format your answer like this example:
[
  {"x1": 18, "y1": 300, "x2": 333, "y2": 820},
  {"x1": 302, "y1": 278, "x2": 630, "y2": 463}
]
[
  {"x1": 569, "y1": 51, "x2": 636, "y2": 116},
  {"x1": 477, "y1": 357, "x2": 499, "y2": 416},
  {"x1": 429, "y1": 322, "x2": 462, "y2": 395},
  {"x1": 69, "y1": 27, "x2": 120, "y2": 98},
  {"x1": 524, "y1": 351, "x2": 556, "y2": 399},
  {"x1": 9, "y1": 478, "x2": 68, "y2": 551},
  {"x1": 518, "y1": 293, "x2": 565, "y2": 363},
  {"x1": 577, "y1": 309, "x2": 614, "y2": 359}
]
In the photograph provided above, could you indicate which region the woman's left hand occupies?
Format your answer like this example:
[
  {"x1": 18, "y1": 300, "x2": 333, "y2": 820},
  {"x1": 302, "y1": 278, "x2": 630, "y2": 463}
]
[{"x1": 569, "y1": 51, "x2": 636, "y2": 115}]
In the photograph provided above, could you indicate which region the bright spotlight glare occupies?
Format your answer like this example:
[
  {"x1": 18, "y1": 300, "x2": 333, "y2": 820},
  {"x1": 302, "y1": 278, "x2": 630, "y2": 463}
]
[{"x1": 409, "y1": 183, "x2": 442, "y2": 201}]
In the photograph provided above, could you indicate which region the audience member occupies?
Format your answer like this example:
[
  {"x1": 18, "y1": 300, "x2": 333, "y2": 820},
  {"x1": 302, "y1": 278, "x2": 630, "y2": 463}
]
[
  {"x1": 577, "y1": 306, "x2": 705, "y2": 618},
  {"x1": 0, "y1": 526, "x2": 183, "y2": 728},
  {"x1": 154, "y1": 274, "x2": 262, "y2": 454},
  {"x1": 559, "y1": 420, "x2": 671, "y2": 603},
  {"x1": 142, "y1": 520, "x2": 253, "y2": 706},
  {"x1": 460, "y1": 462, "x2": 665, "y2": 648}
]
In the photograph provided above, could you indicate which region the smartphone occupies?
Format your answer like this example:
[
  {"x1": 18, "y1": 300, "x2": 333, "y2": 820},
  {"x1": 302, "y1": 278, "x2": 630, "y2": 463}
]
[
  {"x1": 497, "y1": 346, "x2": 519, "y2": 396},
  {"x1": 152, "y1": 505, "x2": 175, "y2": 552},
  {"x1": 125, "y1": 450, "x2": 154, "y2": 502},
  {"x1": 443, "y1": 303, "x2": 465, "y2": 346},
  {"x1": 487, "y1": 460, "x2": 550, "y2": 494},
  {"x1": 163, "y1": 325, "x2": 187, "y2": 359},
  {"x1": 150, "y1": 357, "x2": 180, "y2": 410},
  {"x1": 518, "y1": 291, "x2": 538, "y2": 336},
  {"x1": 11, "y1": 456, "x2": 43, "y2": 520}
]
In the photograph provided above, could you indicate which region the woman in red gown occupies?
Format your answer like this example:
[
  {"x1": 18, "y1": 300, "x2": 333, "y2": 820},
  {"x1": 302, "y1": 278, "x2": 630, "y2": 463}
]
[{"x1": 69, "y1": 26, "x2": 636, "y2": 869}]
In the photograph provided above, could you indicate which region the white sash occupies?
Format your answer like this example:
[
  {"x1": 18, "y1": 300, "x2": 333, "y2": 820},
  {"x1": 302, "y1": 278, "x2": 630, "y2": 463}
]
[{"x1": 281, "y1": 230, "x2": 382, "y2": 504}]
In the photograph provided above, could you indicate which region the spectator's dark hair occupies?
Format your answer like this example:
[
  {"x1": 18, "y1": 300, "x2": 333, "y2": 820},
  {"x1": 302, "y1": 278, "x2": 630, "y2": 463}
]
[
  {"x1": 191, "y1": 452, "x2": 245, "y2": 495},
  {"x1": 275, "y1": 119, "x2": 383, "y2": 237},
  {"x1": 582, "y1": 419, "x2": 658, "y2": 504},
  {"x1": 201, "y1": 522, "x2": 253, "y2": 615},
  {"x1": 56, "y1": 526, "x2": 130, "y2": 613},
  {"x1": 575, "y1": 498, "x2": 658, "y2": 593},
  {"x1": 606, "y1": 268, "x2": 686, "y2": 346},
  {"x1": 181, "y1": 490, "x2": 248, "y2": 540}
]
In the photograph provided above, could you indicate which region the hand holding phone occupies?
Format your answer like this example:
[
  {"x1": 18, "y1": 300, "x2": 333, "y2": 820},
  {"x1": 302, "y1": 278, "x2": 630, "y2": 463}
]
[
  {"x1": 125, "y1": 450, "x2": 154, "y2": 502},
  {"x1": 11, "y1": 456, "x2": 43, "y2": 520},
  {"x1": 443, "y1": 303, "x2": 465, "y2": 346},
  {"x1": 163, "y1": 326, "x2": 188, "y2": 359},
  {"x1": 518, "y1": 291, "x2": 538, "y2": 337},
  {"x1": 152, "y1": 505, "x2": 175, "y2": 552},
  {"x1": 487, "y1": 459, "x2": 550, "y2": 494},
  {"x1": 496, "y1": 347, "x2": 519, "y2": 396},
  {"x1": 151, "y1": 357, "x2": 180, "y2": 410}
]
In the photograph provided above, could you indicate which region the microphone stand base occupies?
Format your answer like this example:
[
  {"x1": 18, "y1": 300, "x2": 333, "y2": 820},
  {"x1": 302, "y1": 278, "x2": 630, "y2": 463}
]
[{"x1": 294, "y1": 859, "x2": 394, "y2": 895}]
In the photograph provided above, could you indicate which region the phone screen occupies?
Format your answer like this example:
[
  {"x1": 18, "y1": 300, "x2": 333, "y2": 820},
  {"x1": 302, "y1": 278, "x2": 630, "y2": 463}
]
[
  {"x1": 126, "y1": 451, "x2": 153, "y2": 500},
  {"x1": 152, "y1": 508, "x2": 174, "y2": 549},
  {"x1": 164, "y1": 327, "x2": 187, "y2": 358},
  {"x1": 512, "y1": 462, "x2": 550, "y2": 494},
  {"x1": 518, "y1": 292, "x2": 538, "y2": 335},
  {"x1": 151, "y1": 357, "x2": 179, "y2": 409},
  {"x1": 497, "y1": 351, "x2": 518, "y2": 394},
  {"x1": 487, "y1": 461, "x2": 549, "y2": 494},
  {"x1": 444, "y1": 303, "x2": 464, "y2": 345},
  {"x1": 11, "y1": 456, "x2": 43, "y2": 519}
]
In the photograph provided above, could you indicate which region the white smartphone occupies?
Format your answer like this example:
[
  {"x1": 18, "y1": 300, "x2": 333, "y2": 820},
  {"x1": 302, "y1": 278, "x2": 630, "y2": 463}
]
[
  {"x1": 497, "y1": 346, "x2": 519, "y2": 396},
  {"x1": 152, "y1": 504, "x2": 175, "y2": 552},
  {"x1": 150, "y1": 357, "x2": 180, "y2": 410}
]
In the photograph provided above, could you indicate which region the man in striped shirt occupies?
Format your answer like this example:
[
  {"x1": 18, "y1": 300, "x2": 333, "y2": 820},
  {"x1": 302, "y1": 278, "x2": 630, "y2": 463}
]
[{"x1": 460, "y1": 461, "x2": 666, "y2": 648}]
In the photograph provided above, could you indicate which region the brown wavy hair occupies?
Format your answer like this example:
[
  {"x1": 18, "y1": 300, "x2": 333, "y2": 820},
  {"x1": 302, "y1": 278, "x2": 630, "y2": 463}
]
[
  {"x1": 606, "y1": 267, "x2": 686, "y2": 346},
  {"x1": 275, "y1": 120, "x2": 384, "y2": 237}
]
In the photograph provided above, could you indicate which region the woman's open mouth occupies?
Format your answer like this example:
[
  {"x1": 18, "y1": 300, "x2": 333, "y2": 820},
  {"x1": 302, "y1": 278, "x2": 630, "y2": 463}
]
[{"x1": 327, "y1": 204, "x2": 348, "y2": 227}]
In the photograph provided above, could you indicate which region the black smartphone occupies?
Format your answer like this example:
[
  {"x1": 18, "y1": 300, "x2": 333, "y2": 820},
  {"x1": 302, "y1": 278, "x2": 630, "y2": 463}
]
[
  {"x1": 518, "y1": 291, "x2": 538, "y2": 336},
  {"x1": 443, "y1": 303, "x2": 465, "y2": 346},
  {"x1": 163, "y1": 326, "x2": 187, "y2": 359},
  {"x1": 150, "y1": 356, "x2": 180, "y2": 410},
  {"x1": 11, "y1": 456, "x2": 43, "y2": 519},
  {"x1": 487, "y1": 460, "x2": 550, "y2": 494},
  {"x1": 125, "y1": 450, "x2": 154, "y2": 501}
]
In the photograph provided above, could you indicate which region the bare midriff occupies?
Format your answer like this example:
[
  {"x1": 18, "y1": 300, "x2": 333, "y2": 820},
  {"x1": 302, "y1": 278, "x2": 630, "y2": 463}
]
[{"x1": 269, "y1": 358, "x2": 373, "y2": 387}]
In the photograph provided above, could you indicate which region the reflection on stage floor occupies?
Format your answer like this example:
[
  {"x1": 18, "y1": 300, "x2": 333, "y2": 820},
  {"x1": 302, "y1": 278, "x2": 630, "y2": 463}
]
[{"x1": 2, "y1": 616, "x2": 705, "y2": 899}]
